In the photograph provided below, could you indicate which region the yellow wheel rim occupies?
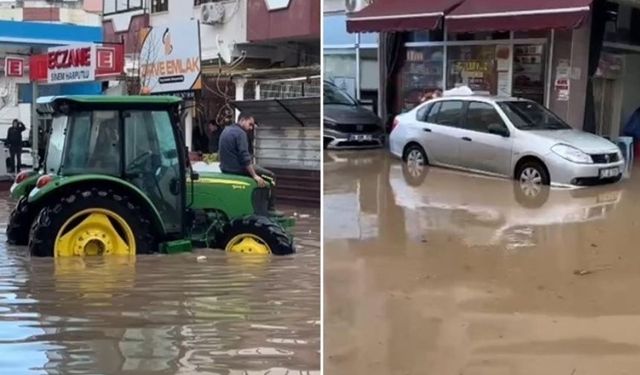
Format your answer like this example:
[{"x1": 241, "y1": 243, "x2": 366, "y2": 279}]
[
  {"x1": 225, "y1": 233, "x2": 271, "y2": 255},
  {"x1": 54, "y1": 208, "x2": 136, "y2": 257}
]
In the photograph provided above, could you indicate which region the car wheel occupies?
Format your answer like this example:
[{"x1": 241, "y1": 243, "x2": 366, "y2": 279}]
[{"x1": 517, "y1": 161, "x2": 550, "y2": 186}]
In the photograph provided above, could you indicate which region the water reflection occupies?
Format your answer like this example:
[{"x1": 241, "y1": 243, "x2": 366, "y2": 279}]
[
  {"x1": 0, "y1": 201, "x2": 320, "y2": 374},
  {"x1": 324, "y1": 150, "x2": 640, "y2": 375},
  {"x1": 324, "y1": 150, "x2": 623, "y2": 249}
]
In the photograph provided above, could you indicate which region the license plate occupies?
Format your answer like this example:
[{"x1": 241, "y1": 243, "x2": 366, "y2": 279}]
[
  {"x1": 349, "y1": 134, "x2": 373, "y2": 141},
  {"x1": 599, "y1": 167, "x2": 619, "y2": 178}
]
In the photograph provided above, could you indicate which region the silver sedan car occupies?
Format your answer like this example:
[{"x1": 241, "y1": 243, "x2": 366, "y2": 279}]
[{"x1": 389, "y1": 96, "x2": 625, "y2": 187}]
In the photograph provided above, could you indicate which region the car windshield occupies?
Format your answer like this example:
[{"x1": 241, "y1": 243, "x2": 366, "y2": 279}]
[
  {"x1": 498, "y1": 101, "x2": 571, "y2": 130},
  {"x1": 323, "y1": 83, "x2": 357, "y2": 106}
]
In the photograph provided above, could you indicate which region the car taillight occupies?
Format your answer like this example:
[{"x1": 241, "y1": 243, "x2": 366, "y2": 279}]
[
  {"x1": 391, "y1": 117, "x2": 400, "y2": 132},
  {"x1": 15, "y1": 171, "x2": 30, "y2": 184},
  {"x1": 36, "y1": 175, "x2": 53, "y2": 189}
]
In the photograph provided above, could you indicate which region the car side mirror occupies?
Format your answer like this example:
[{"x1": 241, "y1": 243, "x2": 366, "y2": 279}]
[{"x1": 488, "y1": 124, "x2": 510, "y2": 137}]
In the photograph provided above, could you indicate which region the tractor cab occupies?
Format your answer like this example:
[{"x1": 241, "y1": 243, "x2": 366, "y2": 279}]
[{"x1": 7, "y1": 95, "x2": 295, "y2": 257}]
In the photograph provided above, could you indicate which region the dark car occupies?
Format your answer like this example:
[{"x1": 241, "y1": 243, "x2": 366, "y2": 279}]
[{"x1": 323, "y1": 80, "x2": 384, "y2": 149}]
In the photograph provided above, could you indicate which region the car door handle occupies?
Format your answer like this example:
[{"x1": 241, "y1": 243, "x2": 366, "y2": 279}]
[
  {"x1": 461, "y1": 137, "x2": 472, "y2": 142},
  {"x1": 423, "y1": 128, "x2": 432, "y2": 132}
]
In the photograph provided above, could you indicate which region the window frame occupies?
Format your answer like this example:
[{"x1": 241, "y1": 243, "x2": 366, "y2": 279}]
[
  {"x1": 103, "y1": 0, "x2": 144, "y2": 15},
  {"x1": 151, "y1": 0, "x2": 169, "y2": 13}
]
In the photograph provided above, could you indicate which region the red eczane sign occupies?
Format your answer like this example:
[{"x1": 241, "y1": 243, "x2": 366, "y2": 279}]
[
  {"x1": 48, "y1": 47, "x2": 92, "y2": 70},
  {"x1": 5, "y1": 58, "x2": 24, "y2": 77},
  {"x1": 29, "y1": 44, "x2": 124, "y2": 83}
]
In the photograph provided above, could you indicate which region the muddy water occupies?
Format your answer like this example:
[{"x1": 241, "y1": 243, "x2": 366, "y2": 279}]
[
  {"x1": 0, "y1": 197, "x2": 320, "y2": 375},
  {"x1": 325, "y1": 149, "x2": 640, "y2": 375}
]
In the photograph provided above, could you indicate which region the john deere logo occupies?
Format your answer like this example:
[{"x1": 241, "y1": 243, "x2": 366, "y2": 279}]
[{"x1": 264, "y1": 0, "x2": 291, "y2": 11}]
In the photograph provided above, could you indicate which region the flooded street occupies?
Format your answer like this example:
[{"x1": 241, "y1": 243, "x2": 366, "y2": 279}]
[
  {"x1": 0, "y1": 195, "x2": 320, "y2": 374},
  {"x1": 324, "y1": 149, "x2": 640, "y2": 375}
]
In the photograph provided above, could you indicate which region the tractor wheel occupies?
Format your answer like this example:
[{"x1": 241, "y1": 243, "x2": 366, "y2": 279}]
[
  {"x1": 223, "y1": 215, "x2": 295, "y2": 256},
  {"x1": 29, "y1": 188, "x2": 156, "y2": 257},
  {"x1": 7, "y1": 196, "x2": 31, "y2": 246}
]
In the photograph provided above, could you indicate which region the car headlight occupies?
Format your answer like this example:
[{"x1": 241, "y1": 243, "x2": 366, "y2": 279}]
[
  {"x1": 551, "y1": 144, "x2": 593, "y2": 164},
  {"x1": 324, "y1": 118, "x2": 337, "y2": 129}
]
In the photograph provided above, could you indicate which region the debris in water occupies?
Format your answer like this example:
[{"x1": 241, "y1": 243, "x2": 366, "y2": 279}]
[
  {"x1": 300, "y1": 214, "x2": 310, "y2": 218},
  {"x1": 573, "y1": 265, "x2": 612, "y2": 276},
  {"x1": 590, "y1": 243, "x2": 598, "y2": 248},
  {"x1": 196, "y1": 255, "x2": 207, "y2": 262}
]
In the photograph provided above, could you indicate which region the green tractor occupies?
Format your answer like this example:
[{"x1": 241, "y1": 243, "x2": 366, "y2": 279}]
[{"x1": 7, "y1": 96, "x2": 296, "y2": 257}]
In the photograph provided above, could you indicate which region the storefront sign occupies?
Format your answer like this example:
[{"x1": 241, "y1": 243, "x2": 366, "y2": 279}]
[
  {"x1": 139, "y1": 21, "x2": 202, "y2": 94},
  {"x1": 4, "y1": 57, "x2": 24, "y2": 77},
  {"x1": 30, "y1": 44, "x2": 124, "y2": 84},
  {"x1": 555, "y1": 59, "x2": 571, "y2": 102},
  {"x1": 47, "y1": 44, "x2": 96, "y2": 84}
]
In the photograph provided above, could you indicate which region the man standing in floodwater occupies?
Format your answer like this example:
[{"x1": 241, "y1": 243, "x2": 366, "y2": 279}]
[
  {"x1": 6, "y1": 119, "x2": 25, "y2": 173},
  {"x1": 218, "y1": 113, "x2": 277, "y2": 212}
]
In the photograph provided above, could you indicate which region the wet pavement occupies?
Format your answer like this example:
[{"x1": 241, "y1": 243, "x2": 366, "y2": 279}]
[
  {"x1": 324, "y1": 149, "x2": 640, "y2": 375},
  {"x1": 0, "y1": 195, "x2": 320, "y2": 374}
]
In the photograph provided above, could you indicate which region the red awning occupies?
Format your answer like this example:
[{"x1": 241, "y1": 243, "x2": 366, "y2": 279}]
[
  {"x1": 446, "y1": 0, "x2": 592, "y2": 33},
  {"x1": 346, "y1": 0, "x2": 464, "y2": 33}
]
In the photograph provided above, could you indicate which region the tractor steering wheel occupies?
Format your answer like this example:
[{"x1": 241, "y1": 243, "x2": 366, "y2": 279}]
[{"x1": 126, "y1": 151, "x2": 153, "y2": 172}]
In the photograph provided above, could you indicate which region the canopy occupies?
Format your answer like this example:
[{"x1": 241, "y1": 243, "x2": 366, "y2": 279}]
[
  {"x1": 446, "y1": 0, "x2": 592, "y2": 33},
  {"x1": 346, "y1": 0, "x2": 464, "y2": 33}
]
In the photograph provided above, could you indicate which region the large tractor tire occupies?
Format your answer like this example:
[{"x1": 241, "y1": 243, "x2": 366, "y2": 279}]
[
  {"x1": 29, "y1": 188, "x2": 156, "y2": 257},
  {"x1": 223, "y1": 215, "x2": 295, "y2": 255},
  {"x1": 7, "y1": 196, "x2": 31, "y2": 246}
]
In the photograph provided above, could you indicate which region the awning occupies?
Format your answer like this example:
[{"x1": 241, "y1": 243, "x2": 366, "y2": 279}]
[
  {"x1": 446, "y1": 0, "x2": 592, "y2": 33},
  {"x1": 346, "y1": 0, "x2": 464, "y2": 33},
  {"x1": 231, "y1": 97, "x2": 320, "y2": 128}
]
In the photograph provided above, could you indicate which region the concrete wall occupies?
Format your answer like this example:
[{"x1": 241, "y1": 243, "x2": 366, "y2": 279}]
[{"x1": 151, "y1": 0, "x2": 248, "y2": 61}]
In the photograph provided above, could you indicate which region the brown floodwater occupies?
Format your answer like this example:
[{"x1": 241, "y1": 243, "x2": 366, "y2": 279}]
[
  {"x1": 0, "y1": 195, "x2": 320, "y2": 375},
  {"x1": 324, "y1": 149, "x2": 640, "y2": 375}
]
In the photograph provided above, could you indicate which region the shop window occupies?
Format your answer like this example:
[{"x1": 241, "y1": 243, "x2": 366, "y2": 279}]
[
  {"x1": 324, "y1": 51, "x2": 357, "y2": 98},
  {"x1": 447, "y1": 45, "x2": 499, "y2": 94},
  {"x1": 399, "y1": 46, "x2": 444, "y2": 111},
  {"x1": 447, "y1": 31, "x2": 509, "y2": 41},
  {"x1": 151, "y1": 0, "x2": 168, "y2": 13},
  {"x1": 406, "y1": 30, "x2": 444, "y2": 42},
  {"x1": 513, "y1": 44, "x2": 546, "y2": 104}
]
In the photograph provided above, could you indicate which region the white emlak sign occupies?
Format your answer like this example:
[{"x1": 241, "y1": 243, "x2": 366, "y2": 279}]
[
  {"x1": 139, "y1": 21, "x2": 201, "y2": 94},
  {"x1": 47, "y1": 44, "x2": 96, "y2": 84}
]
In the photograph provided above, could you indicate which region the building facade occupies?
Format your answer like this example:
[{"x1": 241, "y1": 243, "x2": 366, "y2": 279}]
[
  {"x1": 346, "y1": 0, "x2": 640, "y2": 142},
  {"x1": 323, "y1": 0, "x2": 379, "y2": 111}
]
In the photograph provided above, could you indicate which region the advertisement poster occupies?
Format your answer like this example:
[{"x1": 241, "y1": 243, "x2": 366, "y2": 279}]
[
  {"x1": 139, "y1": 20, "x2": 202, "y2": 94},
  {"x1": 555, "y1": 59, "x2": 571, "y2": 102},
  {"x1": 47, "y1": 44, "x2": 96, "y2": 84},
  {"x1": 496, "y1": 45, "x2": 510, "y2": 72}
]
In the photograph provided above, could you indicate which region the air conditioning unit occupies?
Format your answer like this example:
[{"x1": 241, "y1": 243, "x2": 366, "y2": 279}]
[
  {"x1": 345, "y1": 0, "x2": 371, "y2": 13},
  {"x1": 201, "y1": 2, "x2": 225, "y2": 25}
]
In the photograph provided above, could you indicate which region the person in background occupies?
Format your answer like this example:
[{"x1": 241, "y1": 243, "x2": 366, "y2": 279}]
[
  {"x1": 207, "y1": 120, "x2": 222, "y2": 153},
  {"x1": 7, "y1": 119, "x2": 25, "y2": 173},
  {"x1": 218, "y1": 113, "x2": 277, "y2": 212}
]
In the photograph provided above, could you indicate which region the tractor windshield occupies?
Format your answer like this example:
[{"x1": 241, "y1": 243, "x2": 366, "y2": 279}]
[
  {"x1": 61, "y1": 111, "x2": 121, "y2": 176},
  {"x1": 44, "y1": 115, "x2": 67, "y2": 174}
]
